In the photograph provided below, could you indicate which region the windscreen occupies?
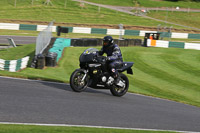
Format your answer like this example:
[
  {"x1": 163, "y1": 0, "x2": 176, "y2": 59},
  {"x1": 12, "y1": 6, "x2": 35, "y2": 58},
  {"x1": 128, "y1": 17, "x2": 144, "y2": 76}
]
[
  {"x1": 80, "y1": 48, "x2": 98, "y2": 63},
  {"x1": 83, "y1": 48, "x2": 98, "y2": 55}
]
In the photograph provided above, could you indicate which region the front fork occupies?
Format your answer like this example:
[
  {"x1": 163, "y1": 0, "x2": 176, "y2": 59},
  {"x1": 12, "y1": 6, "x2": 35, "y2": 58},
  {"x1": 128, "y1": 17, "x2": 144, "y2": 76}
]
[{"x1": 81, "y1": 69, "x2": 88, "y2": 83}]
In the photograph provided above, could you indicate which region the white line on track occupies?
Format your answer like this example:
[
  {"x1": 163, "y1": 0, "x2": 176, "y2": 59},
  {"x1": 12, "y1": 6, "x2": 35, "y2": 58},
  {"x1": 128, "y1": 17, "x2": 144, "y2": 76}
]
[{"x1": 0, "y1": 122, "x2": 199, "y2": 133}]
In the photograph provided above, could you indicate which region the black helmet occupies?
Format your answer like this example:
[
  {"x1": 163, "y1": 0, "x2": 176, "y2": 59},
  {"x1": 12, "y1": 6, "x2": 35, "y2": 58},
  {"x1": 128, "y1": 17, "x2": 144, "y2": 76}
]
[{"x1": 103, "y1": 36, "x2": 114, "y2": 47}]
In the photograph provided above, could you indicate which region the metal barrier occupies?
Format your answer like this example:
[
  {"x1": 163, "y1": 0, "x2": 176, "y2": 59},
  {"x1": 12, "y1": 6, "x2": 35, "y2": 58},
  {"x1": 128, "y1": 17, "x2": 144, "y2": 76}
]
[
  {"x1": 31, "y1": 21, "x2": 54, "y2": 69},
  {"x1": 70, "y1": 38, "x2": 142, "y2": 47},
  {"x1": 35, "y1": 21, "x2": 54, "y2": 55}
]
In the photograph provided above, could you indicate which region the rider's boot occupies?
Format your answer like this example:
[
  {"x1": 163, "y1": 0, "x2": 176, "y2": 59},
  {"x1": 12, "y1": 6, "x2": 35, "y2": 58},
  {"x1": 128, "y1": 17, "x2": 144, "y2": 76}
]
[
  {"x1": 113, "y1": 73, "x2": 120, "y2": 85},
  {"x1": 114, "y1": 73, "x2": 125, "y2": 88}
]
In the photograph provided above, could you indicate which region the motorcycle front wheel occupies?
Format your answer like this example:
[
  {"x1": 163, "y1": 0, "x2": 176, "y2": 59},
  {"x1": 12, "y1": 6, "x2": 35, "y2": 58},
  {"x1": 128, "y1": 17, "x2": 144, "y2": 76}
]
[
  {"x1": 70, "y1": 69, "x2": 88, "y2": 92},
  {"x1": 110, "y1": 73, "x2": 129, "y2": 97}
]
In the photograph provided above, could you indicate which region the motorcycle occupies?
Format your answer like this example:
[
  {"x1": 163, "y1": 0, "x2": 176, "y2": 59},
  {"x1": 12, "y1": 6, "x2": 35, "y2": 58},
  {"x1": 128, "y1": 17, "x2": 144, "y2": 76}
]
[{"x1": 70, "y1": 48, "x2": 134, "y2": 97}]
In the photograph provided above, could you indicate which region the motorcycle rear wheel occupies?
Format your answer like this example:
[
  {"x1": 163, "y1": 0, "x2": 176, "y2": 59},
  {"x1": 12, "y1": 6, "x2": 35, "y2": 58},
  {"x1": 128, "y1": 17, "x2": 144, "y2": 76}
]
[
  {"x1": 70, "y1": 69, "x2": 88, "y2": 92},
  {"x1": 110, "y1": 73, "x2": 129, "y2": 97}
]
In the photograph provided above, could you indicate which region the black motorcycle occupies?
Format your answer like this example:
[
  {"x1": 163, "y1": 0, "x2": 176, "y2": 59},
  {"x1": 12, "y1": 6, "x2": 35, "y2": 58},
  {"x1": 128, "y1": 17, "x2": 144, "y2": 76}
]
[{"x1": 70, "y1": 48, "x2": 134, "y2": 97}]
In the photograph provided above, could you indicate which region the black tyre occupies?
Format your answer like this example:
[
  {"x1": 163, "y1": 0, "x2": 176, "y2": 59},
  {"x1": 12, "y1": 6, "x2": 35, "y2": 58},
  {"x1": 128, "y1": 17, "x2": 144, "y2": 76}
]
[
  {"x1": 70, "y1": 69, "x2": 88, "y2": 92},
  {"x1": 110, "y1": 73, "x2": 129, "y2": 97}
]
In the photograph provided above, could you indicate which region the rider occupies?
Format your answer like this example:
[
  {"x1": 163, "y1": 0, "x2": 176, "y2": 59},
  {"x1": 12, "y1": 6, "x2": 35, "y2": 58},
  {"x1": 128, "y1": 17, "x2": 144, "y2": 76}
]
[{"x1": 98, "y1": 36, "x2": 123, "y2": 86}]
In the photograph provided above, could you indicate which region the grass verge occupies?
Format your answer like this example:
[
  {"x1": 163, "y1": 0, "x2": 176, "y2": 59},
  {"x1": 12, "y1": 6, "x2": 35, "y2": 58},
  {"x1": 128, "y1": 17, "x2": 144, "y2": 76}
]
[
  {"x1": 0, "y1": 0, "x2": 195, "y2": 30},
  {"x1": 85, "y1": 0, "x2": 200, "y2": 9},
  {"x1": 147, "y1": 11, "x2": 200, "y2": 29},
  {"x1": 0, "y1": 45, "x2": 200, "y2": 107},
  {"x1": 0, "y1": 124, "x2": 177, "y2": 133}
]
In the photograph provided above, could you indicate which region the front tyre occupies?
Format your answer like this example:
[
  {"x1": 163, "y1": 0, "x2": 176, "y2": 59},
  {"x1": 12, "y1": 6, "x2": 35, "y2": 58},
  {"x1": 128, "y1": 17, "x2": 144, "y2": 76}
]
[
  {"x1": 70, "y1": 69, "x2": 88, "y2": 92},
  {"x1": 110, "y1": 73, "x2": 129, "y2": 97}
]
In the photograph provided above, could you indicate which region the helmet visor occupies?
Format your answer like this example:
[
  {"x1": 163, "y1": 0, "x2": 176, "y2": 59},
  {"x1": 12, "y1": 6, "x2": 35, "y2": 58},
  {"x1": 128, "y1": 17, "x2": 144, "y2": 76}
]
[{"x1": 103, "y1": 40, "x2": 109, "y2": 46}]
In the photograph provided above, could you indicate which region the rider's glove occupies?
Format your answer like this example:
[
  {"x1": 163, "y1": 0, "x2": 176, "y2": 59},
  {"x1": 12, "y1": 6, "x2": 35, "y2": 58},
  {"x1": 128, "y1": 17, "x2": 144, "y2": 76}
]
[{"x1": 107, "y1": 57, "x2": 111, "y2": 61}]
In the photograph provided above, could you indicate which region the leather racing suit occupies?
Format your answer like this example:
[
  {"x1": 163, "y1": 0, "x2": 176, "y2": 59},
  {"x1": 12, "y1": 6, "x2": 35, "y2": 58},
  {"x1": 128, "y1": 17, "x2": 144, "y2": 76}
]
[{"x1": 99, "y1": 43, "x2": 123, "y2": 79}]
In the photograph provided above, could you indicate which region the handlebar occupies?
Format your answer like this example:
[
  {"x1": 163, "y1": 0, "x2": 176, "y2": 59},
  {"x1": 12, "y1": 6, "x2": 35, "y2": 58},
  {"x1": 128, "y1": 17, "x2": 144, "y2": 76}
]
[{"x1": 93, "y1": 54, "x2": 107, "y2": 63}]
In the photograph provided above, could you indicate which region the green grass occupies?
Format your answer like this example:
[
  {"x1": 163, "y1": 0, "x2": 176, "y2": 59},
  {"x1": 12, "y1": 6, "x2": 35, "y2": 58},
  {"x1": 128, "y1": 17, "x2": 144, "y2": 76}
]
[
  {"x1": 0, "y1": 0, "x2": 200, "y2": 31},
  {"x1": 2, "y1": 0, "x2": 200, "y2": 9},
  {"x1": 0, "y1": 44, "x2": 35, "y2": 60},
  {"x1": 147, "y1": 11, "x2": 200, "y2": 29},
  {"x1": 0, "y1": 0, "x2": 197, "y2": 30},
  {"x1": 85, "y1": 0, "x2": 135, "y2": 7},
  {"x1": 126, "y1": 47, "x2": 200, "y2": 107},
  {"x1": 0, "y1": 124, "x2": 176, "y2": 133},
  {"x1": 0, "y1": 29, "x2": 40, "y2": 36},
  {"x1": 137, "y1": 0, "x2": 200, "y2": 8},
  {"x1": 0, "y1": 45, "x2": 200, "y2": 107},
  {"x1": 0, "y1": 1, "x2": 173, "y2": 28},
  {"x1": 85, "y1": 0, "x2": 200, "y2": 9}
]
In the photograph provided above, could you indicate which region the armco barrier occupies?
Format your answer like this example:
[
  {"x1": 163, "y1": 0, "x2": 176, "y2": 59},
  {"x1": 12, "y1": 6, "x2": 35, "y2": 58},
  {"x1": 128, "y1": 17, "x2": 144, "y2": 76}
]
[
  {"x1": 91, "y1": 28, "x2": 107, "y2": 34},
  {"x1": 19, "y1": 24, "x2": 37, "y2": 31},
  {"x1": 125, "y1": 30, "x2": 140, "y2": 36},
  {"x1": 147, "y1": 39, "x2": 200, "y2": 50},
  {"x1": 0, "y1": 56, "x2": 30, "y2": 72},
  {"x1": 169, "y1": 42, "x2": 185, "y2": 48},
  {"x1": 185, "y1": 43, "x2": 200, "y2": 50},
  {"x1": 71, "y1": 38, "x2": 100, "y2": 47},
  {"x1": 70, "y1": 38, "x2": 142, "y2": 47},
  {"x1": 171, "y1": 33, "x2": 188, "y2": 39},
  {"x1": 1, "y1": 23, "x2": 200, "y2": 39},
  {"x1": 0, "y1": 23, "x2": 19, "y2": 30},
  {"x1": 160, "y1": 32, "x2": 171, "y2": 38},
  {"x1": 188, "y1": 34, "x2": 200, "y2": 39}
]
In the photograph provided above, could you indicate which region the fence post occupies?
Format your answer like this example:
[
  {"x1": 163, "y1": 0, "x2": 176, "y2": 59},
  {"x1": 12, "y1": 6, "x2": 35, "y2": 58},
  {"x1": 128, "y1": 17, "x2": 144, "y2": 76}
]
[
  {"x1": 15, "y1": 0, "x2": 17, "y2": 7},
  {"x1": 188, "y1": 7, "x2": 190, "y2": 13},
  {"x1": 119, "y1": 24, "x2": 123, "y2": 40},
  {"x1": 98, "y1": 6, "x2": 101, "y2": 13},
  {"x1": 165, "y1": 7, "x2": 168, "y2": 24},
  {"x1": 44, "y1": 0, "x2": 53, "y2": 6},
  {"x1": 65, "y1": 0, "x2": 67, "y2": 8}
]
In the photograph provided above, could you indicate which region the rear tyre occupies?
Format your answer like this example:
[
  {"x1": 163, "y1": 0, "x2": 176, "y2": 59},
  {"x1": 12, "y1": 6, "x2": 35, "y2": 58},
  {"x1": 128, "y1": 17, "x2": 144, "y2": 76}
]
[
  {"x1": 70, "y1": 69, "x2": 88, "y2": 92},
  {"x1": 110, "y1": 73, "x2": 129, "y2": 97}
]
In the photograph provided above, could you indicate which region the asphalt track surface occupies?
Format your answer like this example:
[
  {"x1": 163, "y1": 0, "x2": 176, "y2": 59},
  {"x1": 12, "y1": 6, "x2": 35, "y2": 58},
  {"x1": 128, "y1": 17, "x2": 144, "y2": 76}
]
[
  {"x1": 0, "y1": 35, "x2": 36, "y2": 45},
  {"x1": 0, "y1": 76, "x2": 199, "y2": 132}
]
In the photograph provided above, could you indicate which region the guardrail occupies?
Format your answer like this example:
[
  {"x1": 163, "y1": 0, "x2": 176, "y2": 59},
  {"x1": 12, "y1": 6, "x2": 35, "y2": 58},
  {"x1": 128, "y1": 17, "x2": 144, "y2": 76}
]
[
  {"x1": 0, "y1": 56, "x2": 30, "y2": 72},
  {"x1": 1, "y1": 23, "x2": 200, "y2": 39},
  {"x1": 147, "y1": 39, "x2": 200, "y2": 50}
]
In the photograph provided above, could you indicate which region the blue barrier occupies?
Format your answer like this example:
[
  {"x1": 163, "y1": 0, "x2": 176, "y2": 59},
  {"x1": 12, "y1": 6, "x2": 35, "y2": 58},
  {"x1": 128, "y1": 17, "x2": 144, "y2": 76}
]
[{"x1": 48, "y1": 38, "x2": 71, "y2": 62}]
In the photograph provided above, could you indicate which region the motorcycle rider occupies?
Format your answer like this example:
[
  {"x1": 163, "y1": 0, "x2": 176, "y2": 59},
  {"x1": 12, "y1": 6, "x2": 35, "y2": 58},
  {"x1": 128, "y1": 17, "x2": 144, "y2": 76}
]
[{"x1": 98, "y1": 36, "x2": 123, "y2": 86}]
